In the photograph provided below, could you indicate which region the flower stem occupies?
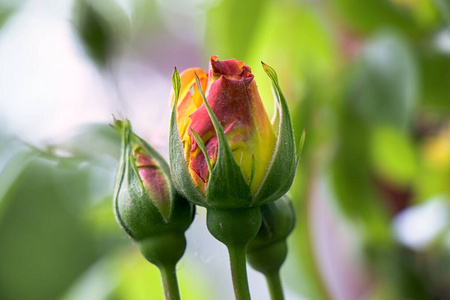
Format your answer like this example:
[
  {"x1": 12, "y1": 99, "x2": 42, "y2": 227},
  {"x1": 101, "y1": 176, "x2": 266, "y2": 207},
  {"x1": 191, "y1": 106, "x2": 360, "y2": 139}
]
[
  {"x1": 159, "y1": 264, "x2": 181, "y2": 300},
  {"x1": 206, "y1": 208, "x2": 262, "y2": 300},
  {"x1": 265, "y1": 271, "x2": 284, "y2": 300},
  {"x1": 228, "y1": 245, "x2": 252, "y2": 300}
]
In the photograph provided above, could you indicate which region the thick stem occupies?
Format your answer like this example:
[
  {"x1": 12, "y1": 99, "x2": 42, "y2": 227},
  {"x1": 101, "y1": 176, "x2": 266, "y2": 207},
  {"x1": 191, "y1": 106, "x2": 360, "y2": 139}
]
[
  {"x1": 159, "y1": 264, "x2": 181, "y2": 300},
  {"x1": 228, "y1": 245, "x2": 252, "y2": 300},
  {"x1": 265, "y1": 271, "x2": 284, "y2": 300},
  {"x1": 207, "y1": 208, "x2": 262, "y2": 300}
]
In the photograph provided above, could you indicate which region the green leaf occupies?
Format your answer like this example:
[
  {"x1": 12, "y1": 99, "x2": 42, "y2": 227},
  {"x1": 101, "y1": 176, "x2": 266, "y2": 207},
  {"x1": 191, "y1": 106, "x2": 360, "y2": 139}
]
[
  {"x1": 419, "y1": 50, "x2": 450, "y2": 113},
  {"x1": 112, "y1": 250, "x2": 171, "y2": 300},
  {"x1": 255, "y1": 62, "x2": 297, "y2": 206},
  {"x1": 434, "y1": 0, "x2": 450, "y2": 23},
  {"x1": 370, "y1": 126, "x2": 418, "y2": 186},
  {"x1": 194, "y1": 73, "x2": 253, "y2": 208},
  {"x1": 0, "y1": 157, "x2": 102, "y2": 300},
  {"x1": 330, "y1": 0, "x2": 436, "y2": 36},
  {"x1": 0, "y1": 7, "x2": 12, "y2": 30},
  {"x1": 244, "y1": 0, "x2": 339, "y2": 117},
  {"x1": 205, "y1": 0, "x2": 270, "y2": 60},
  {"x1": 349, "y1": 31, "x2": 418, "y2": 130},
  {"x1": 0, "y1": 149, "x2": 37, "y2": 222},
  {"x1": 72, "y1": 0, "x2": 129, "y2": 68},
  {"x1": 331, "y1": 104, "x2": 392, "y2": 244}
]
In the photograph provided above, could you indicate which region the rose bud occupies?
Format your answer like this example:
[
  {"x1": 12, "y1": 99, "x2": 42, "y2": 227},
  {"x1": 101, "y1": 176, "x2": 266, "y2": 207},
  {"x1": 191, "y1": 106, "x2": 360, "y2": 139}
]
[
  {"x1": 247, "y1": 195, "x2": 296, "y2": 274},
  {"x1": 247, "y1": 196, "x2": 296, "y2": 299},
  {"x1": 113, "y1": 118, "x2": 194, "y2": 268},
  {"x1": 169, "y1": 56, "x2": 304, "y2": 209},
  {"x1": 169, "y1": 58, "x2": 304, "y2": 299}
]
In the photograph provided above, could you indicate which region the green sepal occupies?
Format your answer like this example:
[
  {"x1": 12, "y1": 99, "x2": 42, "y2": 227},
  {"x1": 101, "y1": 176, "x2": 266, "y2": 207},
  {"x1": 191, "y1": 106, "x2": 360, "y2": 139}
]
[
  {"x1": 169, "y1": 69, "x2": 207, "y2": 206},
  {"x1": 172, "y1": 67, "x2": 181, "y2": 100},
  {"x1": 296, "y1": 128, "x2": 306, "y2": 166},
  {"x1": 194, "y1": 73, "x2": 253, "y2": 208},
  {"x1": 254, "y1": 62, "x2": 298, "y2": 206},
  {"x1": 249, "y1": 154, "x2": 256, "y2": 190},
  {"x1": 113, "y1": 119, "x2": 132, "y2": 236}
]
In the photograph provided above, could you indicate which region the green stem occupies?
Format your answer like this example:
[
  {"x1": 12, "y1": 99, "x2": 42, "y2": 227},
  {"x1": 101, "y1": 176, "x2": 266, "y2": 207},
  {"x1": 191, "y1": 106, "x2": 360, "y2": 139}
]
[
  {"x1": 265, "y1": 271, "x2": 284, "y2": 300},
  {"x1": 228, "y1": 245, "x2": 252, "y2": 300},
  {"x1": 159, "y1": 264, "x2": 181, "y2": 300}
]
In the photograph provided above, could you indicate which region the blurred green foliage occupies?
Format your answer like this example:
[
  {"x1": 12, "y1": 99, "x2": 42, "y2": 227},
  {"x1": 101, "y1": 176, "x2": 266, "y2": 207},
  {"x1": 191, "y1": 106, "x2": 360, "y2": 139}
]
[
  {"x1": 0, "y1": 0, "x2": 24, "y2": 30},
  {"x1": 1, "y1": 0, "x2": 450, "y2": 299},
  {"x1": 0, "y1": 155, "x2": 102, "y2": 300},
  {"x1": 73, "y1": 0, "x2": 130, "y2": 68}
]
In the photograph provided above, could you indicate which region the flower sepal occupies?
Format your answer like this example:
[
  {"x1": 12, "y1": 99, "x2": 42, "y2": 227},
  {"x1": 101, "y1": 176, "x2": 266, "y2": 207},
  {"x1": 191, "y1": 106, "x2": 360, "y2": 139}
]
[{"x1": 252, "y1": 63, "x2": 305, "y2": 206}]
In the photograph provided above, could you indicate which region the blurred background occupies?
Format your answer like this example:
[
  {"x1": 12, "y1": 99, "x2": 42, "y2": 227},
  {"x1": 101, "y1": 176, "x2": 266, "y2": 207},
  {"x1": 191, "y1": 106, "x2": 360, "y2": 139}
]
[{"x1": 1, "y1": 0, "x2": 450, "y2": 299}]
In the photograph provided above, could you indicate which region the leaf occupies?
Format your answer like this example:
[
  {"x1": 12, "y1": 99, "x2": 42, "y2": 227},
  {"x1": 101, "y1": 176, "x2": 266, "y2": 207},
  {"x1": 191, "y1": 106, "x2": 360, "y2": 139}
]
[
  {"x1": 205, "y1": 0, "x2": 270, "y2": 60},
  {"x1": 349, "y1": 31, "x2": 418, "y2": 130},
  {"x1": 0, "y1": 157, "x2": 102, "y2": 300},
  {"x1": 72, "y1": 0, "x2": 129, "y2": 68},
  {"x1": 330, "y1": 0, "x2": 436, "y2": 36},
  {"x1": 419, "y1": 50, "x2": 450, "y2": 113},
  {"x1": 433, "y1": 0, "x2": 450, "y2": 24},
  {"x1": 370, "y1": 126, "x2": 418, "y2": 186}
]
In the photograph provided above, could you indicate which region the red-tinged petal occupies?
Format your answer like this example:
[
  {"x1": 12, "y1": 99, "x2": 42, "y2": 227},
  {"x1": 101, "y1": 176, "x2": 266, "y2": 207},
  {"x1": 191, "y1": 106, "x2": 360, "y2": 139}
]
[
  {"x1": 190, "y1": 135, "x2": 218, "y2": 182},
  {"x1": 189, "y1": 122, "x2": 235, "y2": 185},
  {"x1": 134, "y1": 149, "x2": 169, "y2": 208},
  {"x1": 170, "y1": 68, "x2": 208, "y2": 161},
  {"x1": 187, "y1": 58, "x2": 277, "y2": 192},
  {"x1": 208, "y1": 56, "x2": 246, "y2": 82}
]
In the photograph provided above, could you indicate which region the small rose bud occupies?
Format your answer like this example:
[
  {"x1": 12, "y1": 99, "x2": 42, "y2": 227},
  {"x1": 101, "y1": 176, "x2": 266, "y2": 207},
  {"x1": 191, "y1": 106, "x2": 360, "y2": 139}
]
[
  {"x1": 113, "y1": 118, "x2": 194, "y2": 267},
  {"x1": 247, "y1": 196, "x2": 296, "y2": 274}
]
